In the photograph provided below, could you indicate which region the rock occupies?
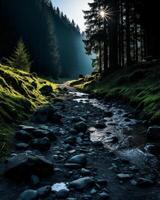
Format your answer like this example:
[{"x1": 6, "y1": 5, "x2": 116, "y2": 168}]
[
  {"x1": 147, "y1": 126, "x2": 160, "y2": 141},
  {"x1": 30, "y1": 175, "x2": 40, "y2": 186},
  {"x1": 51, "y1": 182, "x2": 69, "y2": 198},
  {"x1": 15, "y1": 143, "x2": 29, "y2": 150},
  {"x1": 74, "y1": 121, "x2": 87, "y2": 133},
  {"x1": 96, "y1": 179, "x2": 108, "y2": 186},
  {"x1": 18, "y1": 189, "x2": 38, "y2": 200},
  {"x1": 4, "y1": 152, "x2": 53, "y2": 180},
  {"x1": 15, "y1": 130, "x2": 32, "y2": 142},
  {"x1": 92, "y1": 141, "x2": 103, "y2": 147},
  {"x1": 81, "y1": 168, "x2": 91, "y2": 176},
  {"x1": 32, "y1": 129, "x2": 56, "y2": 140},
  {"x1": 37, "y1": 186, "x2": 51, "y2": 197},
  {"x1": 68, "y1": 154, "x2": 87, "y2": 166},
  {"x1": 31, "y1": 105, "x2": 62, "y2": 124},
  {"x1": 39, "y1": 85, "x2": 53, "y2": 96},
  {"x1": 117, "y1": 173, "x2": 133, "y2": 180},
  {"x1": 90, "y1": 188, "x2": 97, "y2": 194},
  {"x1": 64, "y1": 163, "x2": 82, "y2": 169},
  {"x1": 145, "y1": 144, "x2": 160, "y2": 155},
  {"x1": 64, "y1": 136, "x2": 76, "y2": 145},
  {"x1": 137, "y1": 177, "x2": 154, "y2": 187},
  {"x1": 82, "y1": 194, "x2": 92, "y2": 200},
  {"x1": 98, "y1": 192, "x2": 110, "y2": 200},
  {"x1": 104, "y1": 111, "x2": 113, "y2": 118},
  {"x1": 56, "y1": 189, "x2": 69, "y2": 199},
  {"x1": 95, "y1": 122, "x2": 106, "y2": 129},
  {"x1": 69, "y1": 177, "x2": 94, "y2": 190},
  {"x1": 72, "y1": 116, "x2": 86, "y2": 123},
  {"x1": 31, "y1": 137, "x2": 51, "y2": 151}
]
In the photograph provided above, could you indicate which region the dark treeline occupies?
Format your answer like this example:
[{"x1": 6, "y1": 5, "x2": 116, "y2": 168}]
[
  {"x1": 0, "y1": 0, "x2": 92, "y2": 79},
  {"x1": 84, "y1": 0, "x2": 160, "y2": 75}
]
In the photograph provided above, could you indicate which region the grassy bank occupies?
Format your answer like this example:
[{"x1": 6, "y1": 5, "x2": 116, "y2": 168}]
[
  {"x1": 69, "y1": 62, "x2": 160, "y2": 124},
  {"x1": 0, "y1": 64, "x2": 58, "y2": 159}
]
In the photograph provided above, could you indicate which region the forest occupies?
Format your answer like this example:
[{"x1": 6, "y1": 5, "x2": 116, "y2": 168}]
[
  {"x1": 0, "y1": 0, "x2": 92, "y2": 79},
  {"x1": 0, "y1": 0, "x2": 160, "y2": 200}
]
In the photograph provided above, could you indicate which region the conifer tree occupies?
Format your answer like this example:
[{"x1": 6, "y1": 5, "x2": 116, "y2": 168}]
[{"x1": 5, "y1": 39, "x2": 31, "y2": 72}]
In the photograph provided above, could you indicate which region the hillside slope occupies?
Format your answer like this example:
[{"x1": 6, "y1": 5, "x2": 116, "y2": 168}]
[
  {"x1": 69, "y1": 62, "x2": 160, "y2": 123},
  {"x1": 0, "y1": 64, "x2": 57, "y2": 158}
]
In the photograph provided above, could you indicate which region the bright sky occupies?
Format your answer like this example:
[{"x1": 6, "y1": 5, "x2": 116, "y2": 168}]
[{"x1": 52, "y1": 0, "x2": 93, "y2": 31}]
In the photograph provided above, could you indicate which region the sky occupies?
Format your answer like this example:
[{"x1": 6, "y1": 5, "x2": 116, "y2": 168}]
[{"x1": 52, "y1": 0, "x2": 93, "y2": 31}]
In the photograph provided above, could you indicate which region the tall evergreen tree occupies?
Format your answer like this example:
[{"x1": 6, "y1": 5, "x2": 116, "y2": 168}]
[{"x1": 5, "y1": 39, "x2": 31, "y2": 72}]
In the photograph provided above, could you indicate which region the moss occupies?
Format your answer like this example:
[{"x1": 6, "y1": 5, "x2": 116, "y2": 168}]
[
  {"x1": 0, "y1": 64, "x2": 58, "y2": 159},
  {"x1": 70, "y1": 64, "x2": 160, "y2": 123}
]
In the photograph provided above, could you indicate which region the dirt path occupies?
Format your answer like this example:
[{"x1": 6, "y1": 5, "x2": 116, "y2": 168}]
[{"x1": 0, "y1": 89, "x2": 160, "y2": 200}]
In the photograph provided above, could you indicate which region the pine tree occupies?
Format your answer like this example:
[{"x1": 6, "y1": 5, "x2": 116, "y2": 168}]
[{"x1": 5, "y1": 39, "x2": 31, "y2": 72}]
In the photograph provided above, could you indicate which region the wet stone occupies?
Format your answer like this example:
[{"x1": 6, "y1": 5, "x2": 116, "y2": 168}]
[
  {"x1": 137, "y1": 177, "x2": 154, "y2": 187},
  {"x1": 18, "y1": 189, "x2": 38, "y2": 200},
  {"x1": 31, "y1": 137, "x2": 51, "y2": 151},
  {"x1": 147, "y1": 126, "x2": 160, "y2": 141},
  {"x1": 37, "y1": 185, "x2": 51, "y2": 198},
  {"x1": 68, "y1": 154, "x2": 87, "y2": 166},
  {"x1": 15, "y1": 143, "x2": 29, "y2": 150},
  {"x1": 117, "y1": 173, "x2": 133, "y2": 180},
  {"x1": 69, "y1": 177, "x2": 94, "y2": 190},
  {"x1": 15, "y1": 130, "x2": 32, "y2": 142},
  {"x1": 98, "y1": 192, "x2": 110, "y2": 200},
  {"x1": 74, "y1": 121, "x2": 87, "y2": 133}
]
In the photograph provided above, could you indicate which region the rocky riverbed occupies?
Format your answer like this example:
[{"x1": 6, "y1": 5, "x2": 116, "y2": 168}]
[{"x1": 0, "y1": 87, "x2": 160, "y2": 200}]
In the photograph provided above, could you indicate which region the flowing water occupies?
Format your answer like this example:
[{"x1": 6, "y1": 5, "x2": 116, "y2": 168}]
[{"x1": 70, "y1": 91, "x2": 158, "y2": 169}]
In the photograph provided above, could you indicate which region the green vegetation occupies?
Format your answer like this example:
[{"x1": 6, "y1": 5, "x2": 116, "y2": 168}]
[
  {"x1": 70, "y1": 63, "x2": 160, "y2": 123},
  {"x1": 5, "y1": 39, "x2": 32, "y2": 72},
  {"x1": 0, "y1": 64, "x2": 58, "y2": 160}
]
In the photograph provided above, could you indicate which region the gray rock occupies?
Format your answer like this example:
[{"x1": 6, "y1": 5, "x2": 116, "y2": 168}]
[
  {"x1": 95, "y1": 122, "x2": 106, "y2": 129},
  {"x1": 31, "y1": 105, "x2": 62, "y2": 124},
  {"x1": 98, "y1": 192, "x2": 110, "y2": 199},
  {"x1": 137, "y1": 177, "x2": 154, "y2": 186},
  {"x1": 117, "y1": 173, "x2": 133, "y2": 180},
  {"x1": 64, "y1": 136, "x2": 76, "y2": 145},
  {"x1": 81, "y1": 168, "x2": 91, "y2": 176},
  {"x1": 64, "y1": 163, "x2": 82, "y2": 169},
  {"x1": 147, "y1": 126, "x2": 160, "y2": 141},
  {"x1": 96, "y1": 179, "x2": 108, "y2": 186},
  {"x1": 74, "y1": 121, "x2": 87, "y2": 133},
  {"x1": 68, "y1": 154, "x2": 87, "y2": 166},
  {"x1": 4, "y1": 152, "x2": 53, "y2": 180},
  {"x1": 56, "y1": 189, "x2": 69, "y2": 199},
  {"x1": 18, "y1": 189, "x2": 38, "y2": 200},
  {"x1": 69, "y1": 177, "x2": 94, "y2": 190},
  {"x1": 37, "y1": 186, "x2": 51, "y2": 197},
  {"x1": 30, "y1": 175, "x2": 40, "y2": 186},
  {"x1": 104, "y1": 111, "x2": 113, "y2": 118},
  {"x1": 15, "y1": 130, "x2": 32, "y2": 142},
  {"x1": 31, "y1": 137, "x2": 51, "y2": 151},
  {"x1": 15, "y1": 143, "x2": 29, "y2": 150}
]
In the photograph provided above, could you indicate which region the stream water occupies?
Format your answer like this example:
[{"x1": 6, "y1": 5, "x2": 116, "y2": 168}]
[{"x1": 70, "y1": 91, "x2": 158, "y2": 170}]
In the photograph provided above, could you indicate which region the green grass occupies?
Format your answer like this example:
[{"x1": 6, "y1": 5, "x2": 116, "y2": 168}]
[
  {"x1": 70, "y1": 63, "x2": 160, "y2": 123},
  {"x1": 0, "y1": 64, "x2": 58, "y2": 160}
]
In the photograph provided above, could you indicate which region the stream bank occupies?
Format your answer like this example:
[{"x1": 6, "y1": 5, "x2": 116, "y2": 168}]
[{"x1": 0, "y1": 87, "x2": 160, "y2": 200}]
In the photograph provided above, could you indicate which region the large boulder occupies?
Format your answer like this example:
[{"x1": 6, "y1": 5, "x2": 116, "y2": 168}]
[
  {"x1": 3, "y1": 152, "x2": 54, "y2": 180},
  {"x1": 147, "y1": 126, "x2": 160, "y2": 141},
  {"x1": 31, "y1": 105, "x2": 62, "y2": 124}
]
